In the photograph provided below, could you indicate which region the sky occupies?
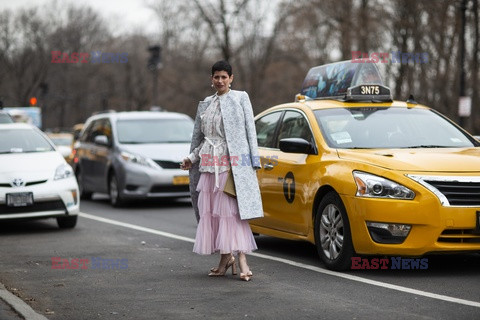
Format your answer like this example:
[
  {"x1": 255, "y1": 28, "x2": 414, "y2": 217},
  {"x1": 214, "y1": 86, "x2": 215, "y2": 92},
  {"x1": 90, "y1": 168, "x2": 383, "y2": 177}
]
[{"x1": 0, "y1": 0, "x2": 159, "y2": 35}]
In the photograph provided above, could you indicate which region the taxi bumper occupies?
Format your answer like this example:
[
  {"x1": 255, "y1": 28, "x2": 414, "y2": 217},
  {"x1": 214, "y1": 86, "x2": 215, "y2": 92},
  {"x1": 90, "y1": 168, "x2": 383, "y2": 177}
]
[{"x1": 343, "y1": 194, "x2": 480, "y2": 255}]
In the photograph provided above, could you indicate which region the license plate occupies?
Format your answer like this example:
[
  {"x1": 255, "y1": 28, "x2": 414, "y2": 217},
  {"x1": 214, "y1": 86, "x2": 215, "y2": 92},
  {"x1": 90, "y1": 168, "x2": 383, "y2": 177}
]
[
  {"x1": 475, "y1": 211, "x2": 480, "y2": 234},
  {"x1": 172, "y1": 176, "x2": 189, "y2": 185},
  {"x1": 6, "y1": 192, "x2": 34, "y2": 207}
]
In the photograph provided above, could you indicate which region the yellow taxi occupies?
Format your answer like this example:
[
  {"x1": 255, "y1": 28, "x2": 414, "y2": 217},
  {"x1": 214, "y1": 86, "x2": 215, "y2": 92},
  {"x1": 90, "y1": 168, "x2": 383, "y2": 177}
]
[{"x1": 251, "y1": 60, "x2": 480, "y2": 270}]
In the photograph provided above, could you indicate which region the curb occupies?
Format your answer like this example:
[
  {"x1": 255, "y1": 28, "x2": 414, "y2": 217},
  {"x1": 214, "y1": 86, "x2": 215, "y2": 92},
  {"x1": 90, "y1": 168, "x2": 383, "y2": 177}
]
[{"x1": 0, "y1": 283, "x2": 48, "y2": 320}]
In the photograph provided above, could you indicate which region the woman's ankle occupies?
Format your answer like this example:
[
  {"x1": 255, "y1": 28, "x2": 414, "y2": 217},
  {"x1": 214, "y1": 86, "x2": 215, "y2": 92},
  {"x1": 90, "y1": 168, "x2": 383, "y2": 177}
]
[{"x1": 237, "y1": 253, "x2": 249, "y2": 273}]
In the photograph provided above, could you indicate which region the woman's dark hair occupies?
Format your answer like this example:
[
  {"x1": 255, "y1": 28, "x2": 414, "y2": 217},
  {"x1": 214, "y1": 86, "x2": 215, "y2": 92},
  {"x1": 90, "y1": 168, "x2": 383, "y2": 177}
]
[{"x1": 211, "y1": 60, "x2": 232, "y2": 76}]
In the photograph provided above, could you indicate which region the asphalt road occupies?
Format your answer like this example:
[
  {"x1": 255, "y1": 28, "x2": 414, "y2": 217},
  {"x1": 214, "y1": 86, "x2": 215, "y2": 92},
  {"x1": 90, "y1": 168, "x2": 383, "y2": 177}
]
[{"x1": 0, "y1": 194, "x2": 479, "y2": 319}]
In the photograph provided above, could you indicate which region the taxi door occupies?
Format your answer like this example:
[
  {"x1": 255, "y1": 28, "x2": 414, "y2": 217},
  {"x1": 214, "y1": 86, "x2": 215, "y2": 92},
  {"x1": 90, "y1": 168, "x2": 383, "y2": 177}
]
[{"x1": 258, "y1": 110, "x2": 316, "y2": 236}]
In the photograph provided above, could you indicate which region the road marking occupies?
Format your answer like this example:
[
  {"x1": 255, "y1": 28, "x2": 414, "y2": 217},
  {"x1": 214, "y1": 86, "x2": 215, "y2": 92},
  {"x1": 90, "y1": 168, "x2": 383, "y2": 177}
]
[{"x1": 80, "y1": 212, "x2": 480, "y2": 309}]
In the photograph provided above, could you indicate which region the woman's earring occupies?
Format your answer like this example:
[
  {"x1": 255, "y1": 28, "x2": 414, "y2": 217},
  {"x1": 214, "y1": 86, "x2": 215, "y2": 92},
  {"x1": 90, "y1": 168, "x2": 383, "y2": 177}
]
[
  {"x1": 229, "y1": 84, "x2": 231, "y2": 88},
  {"x1": 211, "y1": 84, "x2": 214, "y2": 88}
]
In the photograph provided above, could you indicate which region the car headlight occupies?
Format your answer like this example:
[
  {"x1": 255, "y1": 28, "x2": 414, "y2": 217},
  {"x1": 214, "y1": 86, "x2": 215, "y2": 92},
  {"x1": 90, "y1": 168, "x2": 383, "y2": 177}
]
[
  {"x1": 54, "y1": 164, "x2": 74, "y2": 180},
  {"x1": 353, "y1": 171, "x2": 415, "y2": 200},
  {"x1": 120, "y1": 151, "x2": 157, "y2": 169}
]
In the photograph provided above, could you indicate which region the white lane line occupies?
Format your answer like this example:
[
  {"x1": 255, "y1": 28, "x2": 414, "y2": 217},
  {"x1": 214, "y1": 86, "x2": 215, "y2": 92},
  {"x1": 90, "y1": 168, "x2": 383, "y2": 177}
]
[{"x1": 79, "y1": 212, "x2": 480, "y2": 309}]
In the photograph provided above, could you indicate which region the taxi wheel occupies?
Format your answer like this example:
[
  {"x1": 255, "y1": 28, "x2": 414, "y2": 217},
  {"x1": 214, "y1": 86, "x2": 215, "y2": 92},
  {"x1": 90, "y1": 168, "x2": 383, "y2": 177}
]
[
  {"x1": 109, "y1": 172, "x2": 124, "y2": 207},
  {"x1": 314, "y1": 191, "x2": 354, "y2": 271},
  {"x1": 76, "y1": 169, "x2": 92, "y2": 200}
]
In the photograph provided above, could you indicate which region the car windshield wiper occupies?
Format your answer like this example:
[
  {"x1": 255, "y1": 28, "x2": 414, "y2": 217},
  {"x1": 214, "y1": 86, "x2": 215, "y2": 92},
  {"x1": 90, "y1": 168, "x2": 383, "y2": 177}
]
[
  {"x1": 162, "y1": 140, "x2": 191, "y2": 143},
  {"x1": 407, "y1": 145, "x2": 450, "y2": 148},
  {"x1": 120, "y1": 141, "x2": 146, "y2": 144}
]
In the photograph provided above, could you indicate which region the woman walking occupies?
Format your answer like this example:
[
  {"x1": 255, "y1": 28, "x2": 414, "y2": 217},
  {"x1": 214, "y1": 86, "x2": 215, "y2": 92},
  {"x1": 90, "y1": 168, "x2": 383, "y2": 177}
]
[{"x1": 181, "y1": 60, "x2": 263, "y2": 281}]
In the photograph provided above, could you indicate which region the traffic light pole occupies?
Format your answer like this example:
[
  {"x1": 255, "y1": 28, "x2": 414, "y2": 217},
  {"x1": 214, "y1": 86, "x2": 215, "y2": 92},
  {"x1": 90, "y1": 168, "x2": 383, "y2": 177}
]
[
  {"x1": 147, "y1": 45, "x2": 162, "y2": 108},
  {"x1": 152, "y1": 70, "x2": 158, "y2": 107}
]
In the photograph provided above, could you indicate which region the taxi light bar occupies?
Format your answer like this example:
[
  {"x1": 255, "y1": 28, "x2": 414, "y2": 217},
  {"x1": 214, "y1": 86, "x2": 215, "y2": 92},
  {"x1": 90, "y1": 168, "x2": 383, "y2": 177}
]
[
  {"x1": 301, "y1": 60, "x2": 384, "y2": 99},
  {"x1": 345, "y1": 84, "x2": 393, "y2": 102}
]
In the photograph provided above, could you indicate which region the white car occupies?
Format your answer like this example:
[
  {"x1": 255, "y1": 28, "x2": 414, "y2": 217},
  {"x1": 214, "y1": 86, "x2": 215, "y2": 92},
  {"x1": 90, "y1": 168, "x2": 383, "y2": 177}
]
[{"x1": 0, "y1": 123, "x2": 79, "y2": 228}]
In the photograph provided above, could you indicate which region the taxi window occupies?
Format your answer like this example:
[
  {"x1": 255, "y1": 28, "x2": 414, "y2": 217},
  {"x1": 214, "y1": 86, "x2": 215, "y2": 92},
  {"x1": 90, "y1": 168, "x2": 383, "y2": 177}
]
[
  {"x1": 256, "y1": 111, "x2": 282, "y2": 148},
  {"x1": 276, "y1": 111, "x2": 314, "y2": 148}
]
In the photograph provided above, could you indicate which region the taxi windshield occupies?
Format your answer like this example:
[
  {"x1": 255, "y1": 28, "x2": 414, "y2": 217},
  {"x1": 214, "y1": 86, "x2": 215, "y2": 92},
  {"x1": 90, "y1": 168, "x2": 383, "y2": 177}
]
[{"x1": 314, "y1": 107, "x2": 478, "y2": 149}]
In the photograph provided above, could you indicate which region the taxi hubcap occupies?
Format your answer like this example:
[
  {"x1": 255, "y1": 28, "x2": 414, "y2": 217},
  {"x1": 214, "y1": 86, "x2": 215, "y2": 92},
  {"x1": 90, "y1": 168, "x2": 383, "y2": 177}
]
[{"x1": 320, "y1": 204, "x2": 344, "y2": 260}]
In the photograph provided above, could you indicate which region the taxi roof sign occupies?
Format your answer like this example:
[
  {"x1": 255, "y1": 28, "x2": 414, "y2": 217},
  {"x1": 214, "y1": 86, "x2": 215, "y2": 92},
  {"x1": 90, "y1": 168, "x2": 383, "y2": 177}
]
[{"x1": 300, "y1": 60, "x2": 384, "y2": 100}]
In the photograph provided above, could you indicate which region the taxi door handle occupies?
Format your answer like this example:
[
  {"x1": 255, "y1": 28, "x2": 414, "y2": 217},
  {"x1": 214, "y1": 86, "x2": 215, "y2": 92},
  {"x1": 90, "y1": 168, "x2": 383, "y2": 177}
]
[{"x1": 264, "y1": 163, "x2": 274, "y2": 171}]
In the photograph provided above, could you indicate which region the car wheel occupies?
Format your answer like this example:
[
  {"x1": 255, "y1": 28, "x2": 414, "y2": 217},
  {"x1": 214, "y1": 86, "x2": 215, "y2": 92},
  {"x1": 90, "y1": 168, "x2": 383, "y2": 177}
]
[
  {"x1": 57, "y1": 216, "x2": 77, "y2": 229},
  {"x1": 314, "y1": 191, "x2": 354, "y2": 271},
  {"x1": 76, "y1": 169, "x2": 92, "y2": 200},
  {"x1": 109, "y1": 172, "x2": 124, "y2": 207}
]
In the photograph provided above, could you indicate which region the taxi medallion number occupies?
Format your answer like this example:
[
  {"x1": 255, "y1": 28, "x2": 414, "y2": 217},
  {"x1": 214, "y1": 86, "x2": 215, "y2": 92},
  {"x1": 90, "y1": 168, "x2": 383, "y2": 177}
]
[
  {"x1": 360, "y1": 85, "x2": 380, "y2": 95},
  {"x1": 6, "y1": 192, "x2": 34, "y2": 207},
  {"x1": 172, "y1": 176, "x2": 189, "y2": 185}
]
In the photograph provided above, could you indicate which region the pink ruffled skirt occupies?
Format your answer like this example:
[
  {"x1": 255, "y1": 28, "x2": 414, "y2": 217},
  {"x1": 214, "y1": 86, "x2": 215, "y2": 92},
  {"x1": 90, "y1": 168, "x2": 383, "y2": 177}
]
[{"x1": 193, "y1": 172, "x2": 258, "y2": 255}]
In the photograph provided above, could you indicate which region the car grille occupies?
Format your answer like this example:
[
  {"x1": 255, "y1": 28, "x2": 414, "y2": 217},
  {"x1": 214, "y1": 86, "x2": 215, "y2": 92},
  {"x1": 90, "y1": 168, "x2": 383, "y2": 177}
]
[
  {"x1": 423, "y1": 180, "x2": 480, "y2": 206},
  {"x1": 407, "y1": 175, "x2": 480, "y2": 207},
  {"x1": 0, "y1": 200, "x2": 66, "y2": 214},
  {"x1": 26, "y1": 180, "x2": 48, "y2": 186},
  {"x1": 150, "y1": 185, "x2": 189, "y2": 193},
  {"x1": 0, "y1": 180, "x2": 48, "y2": 188},
  {"x1": 154, "y1": 160, "x2": 180, "y2": 169},
  {"x1": 437, "y1": 229, "x2": 480, "y2": 243}
]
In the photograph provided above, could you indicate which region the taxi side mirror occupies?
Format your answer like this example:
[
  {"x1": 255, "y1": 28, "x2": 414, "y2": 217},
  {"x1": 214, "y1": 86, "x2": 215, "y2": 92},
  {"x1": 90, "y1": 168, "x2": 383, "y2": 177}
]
[{"x1": 279, "y1": 138, "x2": 317, "y2": 155}]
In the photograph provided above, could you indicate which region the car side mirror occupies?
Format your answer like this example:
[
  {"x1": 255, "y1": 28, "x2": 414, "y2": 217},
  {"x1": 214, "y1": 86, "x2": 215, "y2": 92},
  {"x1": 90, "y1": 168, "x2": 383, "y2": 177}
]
[
  {"x1": 94, "y1": 135, "x2": 109, "y2": 147},
  {"x1": 279, "y1": 138, "x2": 317, "y2": 155}
]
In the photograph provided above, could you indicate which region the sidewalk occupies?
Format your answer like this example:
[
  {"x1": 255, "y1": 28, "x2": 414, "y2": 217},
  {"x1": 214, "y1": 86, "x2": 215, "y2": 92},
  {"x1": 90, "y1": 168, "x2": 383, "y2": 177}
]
[{"x1": 0, "y1": 284, "x2": 48, "y2": 320}]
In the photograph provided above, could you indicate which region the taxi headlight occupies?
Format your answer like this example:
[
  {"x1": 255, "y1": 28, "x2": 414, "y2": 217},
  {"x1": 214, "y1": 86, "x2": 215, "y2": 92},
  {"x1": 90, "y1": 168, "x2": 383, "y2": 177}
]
[
  {"x1": 54, "y1": 164, "x2": 74, "y2": 180},
  {"x1": 120, "y1": 151, "x2": 157, "y2": 169},
  {"x1": 353, "y1": 171, "x2": 415, "y2": 200}
]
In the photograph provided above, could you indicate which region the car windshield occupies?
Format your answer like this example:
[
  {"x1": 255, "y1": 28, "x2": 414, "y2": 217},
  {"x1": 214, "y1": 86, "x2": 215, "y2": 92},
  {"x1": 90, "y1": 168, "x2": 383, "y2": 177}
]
[
  {"x1": 314, "y1": 107, "x2": 478, "y2": 149},
  {"x1": 0, "y1": 128, "x2": 54, "y2": 153},
  {"x1": 0, "y1": 113, "x2": 13, "y2": 123},
  {"x1": 116, "y1": 118, "x2": 193, "y2": 144}
]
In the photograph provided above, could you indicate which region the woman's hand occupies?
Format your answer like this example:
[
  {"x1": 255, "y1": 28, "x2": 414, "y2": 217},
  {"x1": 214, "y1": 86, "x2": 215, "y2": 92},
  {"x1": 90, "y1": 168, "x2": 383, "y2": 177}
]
[{"x1": 180, "y1": 158, "x2": 192, "y2": 170}]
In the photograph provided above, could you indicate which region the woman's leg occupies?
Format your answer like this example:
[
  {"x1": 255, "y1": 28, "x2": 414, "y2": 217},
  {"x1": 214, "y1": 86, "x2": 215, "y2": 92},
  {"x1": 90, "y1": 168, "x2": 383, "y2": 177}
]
[{"x1": 237, "y1": 252, "x2": 252, "y2": 281}]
